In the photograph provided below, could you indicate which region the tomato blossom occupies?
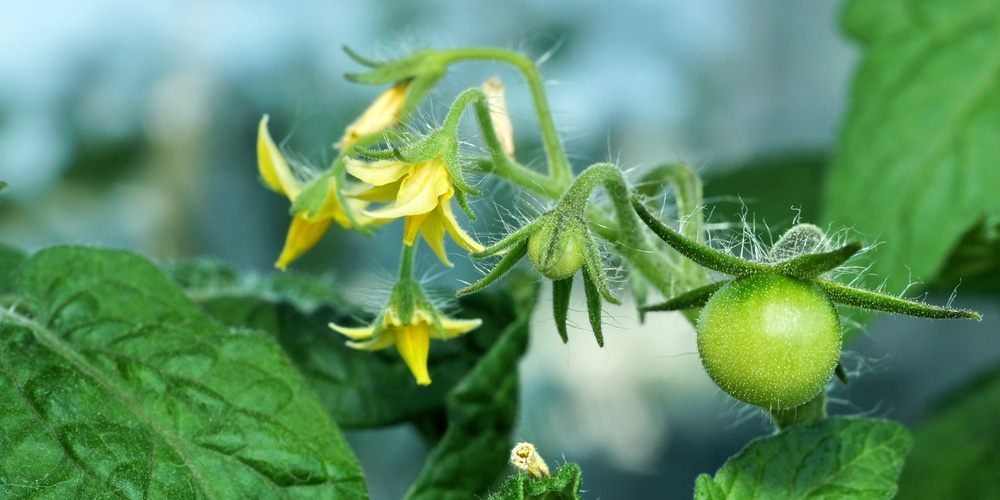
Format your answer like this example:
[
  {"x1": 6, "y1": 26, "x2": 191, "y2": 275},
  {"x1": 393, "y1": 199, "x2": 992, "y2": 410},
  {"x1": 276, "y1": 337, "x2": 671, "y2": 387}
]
[
  {"x1": 345, "y1": 156, "x2": 484, "y2": 266},
  {"x1": 330, "y1": 304, "x2": 481, "y2": 386}
]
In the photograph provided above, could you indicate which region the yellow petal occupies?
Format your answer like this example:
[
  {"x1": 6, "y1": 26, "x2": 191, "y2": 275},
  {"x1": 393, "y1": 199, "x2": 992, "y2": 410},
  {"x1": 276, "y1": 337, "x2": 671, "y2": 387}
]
[
  {"x1": 335, "y1": 80, "x2": 410, "y2": 151},
  {"x1": 311, "y1": 178, "x2": 371, "y2": 229},
  {"x1": 363, "y1": 161, "x2": 449, "y2": 219},
  {"x1": 345, "y1": 158, "x2": 412, "y2": 187},
  {"x1": 329, "y1": 322, "x2": 378, "y2": 341},
  {"x1": 402, "y1": 211, "x2": 431, "y2": 247},
  {"x1": 257, "y1": 115, "x2": 302, "y2": 199},
  {"x1": 416, "y1": 204, "x2": 453, "y2": 267},
  {"x1": 481, "y1": 77, "x2": 515, "y2": 157},
  {"x1": 346, "y1": 332, "x2": 397, "y2": 351},
  {"x1": 395, "y1": 323, "x2": 432, "y2": 385},
  {"x1": 438, "y1": 194, "x2": 485, "y2": 253},
  {"x1": 275, "y1": 214, "x2": 333, "y2": 270},
  {"x1": 348, "y1": 182, "x2": 400, "y2": 204},
  {"x1": 439, "y1": 316, "x2": 483, "y2": 338}
]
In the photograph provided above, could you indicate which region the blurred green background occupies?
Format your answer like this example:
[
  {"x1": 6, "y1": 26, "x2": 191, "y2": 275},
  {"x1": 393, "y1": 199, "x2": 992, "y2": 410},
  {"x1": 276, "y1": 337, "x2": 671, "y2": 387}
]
[{"x1": 2, "y1": 1, "x2": 997, "y2": 498}]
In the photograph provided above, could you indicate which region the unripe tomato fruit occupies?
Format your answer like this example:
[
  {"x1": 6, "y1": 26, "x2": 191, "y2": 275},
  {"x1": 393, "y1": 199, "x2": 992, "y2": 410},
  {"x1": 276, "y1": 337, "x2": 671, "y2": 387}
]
[
  {"x1": 697, "y1": 273, "x2": 842, "y2": 409},
  {"x1": 528, "y1": 225, "x2": 584, "y2": 280}
]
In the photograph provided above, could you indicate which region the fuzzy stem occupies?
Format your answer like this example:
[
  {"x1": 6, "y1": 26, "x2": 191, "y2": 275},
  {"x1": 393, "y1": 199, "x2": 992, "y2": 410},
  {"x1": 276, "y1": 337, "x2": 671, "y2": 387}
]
[
  {"x1": 439, "y1": 48, "x2": 574, "y2": 191},
  {"x1": 444, "y1": 89, "x2": 566, "y2": 199},
  {"x1": 769, "y1": 393, "x2": 827, "y2": 430},
  {"x1": 399, "y1": 242, "x2": 417, "y2": 281}
]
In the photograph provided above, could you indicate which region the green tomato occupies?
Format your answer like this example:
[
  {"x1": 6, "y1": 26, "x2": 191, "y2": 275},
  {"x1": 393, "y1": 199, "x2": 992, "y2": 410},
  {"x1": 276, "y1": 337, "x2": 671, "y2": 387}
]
[
  {"x1": 528, "y1": 224, "x2": 584, "y2": 280},
  {"x1": 697, "y1": 273, "x2": 842, "y2": 409}
]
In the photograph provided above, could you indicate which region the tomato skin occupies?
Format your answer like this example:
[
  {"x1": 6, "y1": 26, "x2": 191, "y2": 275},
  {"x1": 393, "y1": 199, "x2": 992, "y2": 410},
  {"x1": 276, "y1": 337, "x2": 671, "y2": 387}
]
[
  {"x1": 697, "y1": 273, "x2": 842, "y2": 409},
  {"x1": 528, "y1": 225, "x2": 584, "y2": 280}
]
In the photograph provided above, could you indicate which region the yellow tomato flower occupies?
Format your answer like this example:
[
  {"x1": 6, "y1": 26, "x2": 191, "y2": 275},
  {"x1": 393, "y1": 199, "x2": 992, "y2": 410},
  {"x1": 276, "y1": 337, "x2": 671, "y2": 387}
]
[
  {"x1": 258, "y1": 115, "x2": 374, "y2": 270},
  {"x1": 335, "y1": 80, "x2": 410, "y2": 151},
  {"x1": 345, "y1": 157, "x2": 485, "y2": 266},
  {"x1": 331, "y1": 308, "x2": 482, "y2": 385}
]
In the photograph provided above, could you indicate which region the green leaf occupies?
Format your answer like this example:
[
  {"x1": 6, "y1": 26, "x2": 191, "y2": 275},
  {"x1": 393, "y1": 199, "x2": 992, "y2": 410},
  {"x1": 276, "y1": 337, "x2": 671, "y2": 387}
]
[
  {"x1": 403, "y1": 272, "x2": 537, "y2": 500},
  {"x1": 489, "y1": 463, "x2": 583, "y2": 500},
  {"x1": 695, "y1": 418, "x2": 912, "y2": 500},
  {"x1": 0, "y1": 246, "x2": 366, "y2": 498},
  {"x1": 934, "y1": 214, "x2": 1000, "y2": 293},
  {"x1": 825, "y1": 1, "x2": 1000, "y2": 294},
  {"x1": 176, "y1": 260, "x2": 533, "y2": 433},
  {"x1": 0, "y1": 242, "x2": 26, "y2": 295},
  {"x1": 896, "y1": 364, "x2": 1000, "y2": 499}
]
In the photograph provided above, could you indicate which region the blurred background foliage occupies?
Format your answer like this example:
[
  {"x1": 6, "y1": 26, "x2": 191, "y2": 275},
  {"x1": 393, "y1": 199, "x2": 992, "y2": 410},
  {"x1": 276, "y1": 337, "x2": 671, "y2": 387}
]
[{"x1": 1, "y1": 1, "x2": 997, "y2": 498}]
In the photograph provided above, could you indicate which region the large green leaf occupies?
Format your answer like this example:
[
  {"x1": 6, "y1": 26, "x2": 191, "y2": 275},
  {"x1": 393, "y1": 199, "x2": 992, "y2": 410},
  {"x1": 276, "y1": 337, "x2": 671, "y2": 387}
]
[
  {"x1": 825, "y1": 1, "x2": 1000, "y2": 294},
  {"x1": 0, "y1": 242, "x2": 26, "y2": 295},
  {"x1": 896, "y1": 364, "x2": 1000, "y2": 499},
  {"x1": 0, "y1": 247, "x2": 366, "y2": 498},
  {"x1": 170, "y1": 259, "x2": 532, "y2": 429},
  {"x1": 694, "y1": 418, "x2": 912, "y2": 499},
  {"x1": 168, "y1": 259, "x2": 540, "y2": 498}
]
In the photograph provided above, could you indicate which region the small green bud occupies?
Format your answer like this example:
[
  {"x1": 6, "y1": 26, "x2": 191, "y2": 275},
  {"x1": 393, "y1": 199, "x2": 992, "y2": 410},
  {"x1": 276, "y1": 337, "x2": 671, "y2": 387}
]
[
  {"x1": 528, "y1": 217, "x2": 586, "y2": 280},
  {"x1": 769, "y1": 223, "x2": 831, "y2": 262}
]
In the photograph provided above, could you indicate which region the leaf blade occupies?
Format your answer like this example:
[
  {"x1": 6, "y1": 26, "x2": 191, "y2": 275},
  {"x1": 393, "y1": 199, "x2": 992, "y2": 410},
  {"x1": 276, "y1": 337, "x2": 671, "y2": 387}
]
[{"x1": 0, "y1": 246, "x2": 366, "y2": 498}]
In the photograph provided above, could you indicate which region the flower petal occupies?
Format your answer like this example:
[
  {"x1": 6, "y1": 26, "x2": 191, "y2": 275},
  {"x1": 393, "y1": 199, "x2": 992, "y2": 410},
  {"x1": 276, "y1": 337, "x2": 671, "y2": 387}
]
[
  {"x1": 311, "y1": 178, "x2": 377, "y2": 229},
  {"x1": 345, "y1": 332, "x2": 397, "y2": 351},
  {"x1": 363, "y1": 160, "x2": 449, "y2": 219},
  {"x1": 439, "y1": 317, "x2": 483, "y2": 337},
  {"x1": 275, "y1": 214, "x2": 333, "y2": 270},
  {"x1": 329, "y1": 322, "x2": 378, "y2": 340},
  {"x1": 335, "y1": 80, "x2": 409, "y2": 151},
  {"x1": 402, "y1": 211, "x2": 431, "y2": 247},
  {"x1": 438, "y1": 195, "x2": 485, "y2": 253},
  {"x1": 417, "y1": 204, "x2": 452, "y2": 267},
  {"x1": 395, "y1": 323, "x2": 432, "y2": 385},
  {"x1": 345, "y1": 158, "x2": 412, "y2": 187},
  {"x1": 257, "y1": 115, "x2": 302, "y2": 199}
]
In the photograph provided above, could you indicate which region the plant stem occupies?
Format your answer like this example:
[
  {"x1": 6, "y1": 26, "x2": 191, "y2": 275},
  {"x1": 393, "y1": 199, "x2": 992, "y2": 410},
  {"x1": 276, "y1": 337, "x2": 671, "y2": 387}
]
[
  {"x1": 440, "y1": 47, "x2": 574, "y2": 193},
  {"x1": 769, "y1": 393, "x2": 827, "y2": 430}
]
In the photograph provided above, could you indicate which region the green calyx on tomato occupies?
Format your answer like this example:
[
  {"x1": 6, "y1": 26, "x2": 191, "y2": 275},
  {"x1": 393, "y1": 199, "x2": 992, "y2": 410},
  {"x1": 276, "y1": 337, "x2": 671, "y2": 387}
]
[{"x1": 631, "y1": 197, "x2": 982, "y2": 410}]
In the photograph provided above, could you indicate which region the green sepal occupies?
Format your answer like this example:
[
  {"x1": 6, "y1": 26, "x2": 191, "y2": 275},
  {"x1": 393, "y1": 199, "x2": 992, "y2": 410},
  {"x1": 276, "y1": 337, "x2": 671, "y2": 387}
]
[
  {"x1": 773, "y1": 241, "x2": 863, "y2": 279},
  {"x1": 472, "y1": 221, "x2": 539, "y2": 259},
  {"x1": 631, "y1": 195, "x2": 770, "y2": 277},
  {"x1": 815, "y1": 279, "x2": 982, "y2": 320},
  {"x1": 343, "y1": 48, "x2": 445, "y2": 86},
  {"x1": 457, "y1": 240, "x2": 529, "y2": 297},
  {"x1": 552, "y1": 277, "x2": 573, "y2": 344},
  {"x1": 835, "y1": 361, "x2": 849, "y2": 386},
  {"x1": 580, "y1": 229, "x2": 620, "y2": 305},
  {"x1": 581, "y1": 268, "x2": 605, "y2": 347},
  {"x1": 342, "y1": 45, "x2": 380, "y2": 68},
  {"x1": 455, "y1": 189, "x2": 475, "y2": 221},
  {"x1": 640, "y1": 280, "x2": 728, "y2": 312}
]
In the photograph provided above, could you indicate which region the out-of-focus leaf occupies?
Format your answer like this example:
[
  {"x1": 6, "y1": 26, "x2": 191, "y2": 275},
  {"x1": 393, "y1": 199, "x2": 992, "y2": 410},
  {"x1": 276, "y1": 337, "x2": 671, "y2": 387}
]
[
  {"x1": 175, "y1": 259, "x2": 529, "y2": 429},
  {"x1": 825, "y1": 1, "x2": 1000, "y2": 294},
  {"x1": 896, "y1": 365, "x2": 1000, "y2": 499},
  {"x1": 404, "y1": 272, "x2": 537, "y2": 500},
  {"x1": 488, "y1": 463, "x2": 583, "y2": 500},
  {"x1": 0, "y1": 242, "x2": 25, "y2": 294},
  {"x1": 934, "y1": 214, "x2": 1000, "y2": 293},
  {"x1": 170, "y1": 259, "x2": 540, "y2": 498},
  {"x1": 703, "y1": 152, "x2": 827, "y2": 228},
  {"x1": 0, "y1": 247, "x2": 366, "y2": 498},
  {"x1": 695, "y1": 418, "x2": 912, "y2": 500}
]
